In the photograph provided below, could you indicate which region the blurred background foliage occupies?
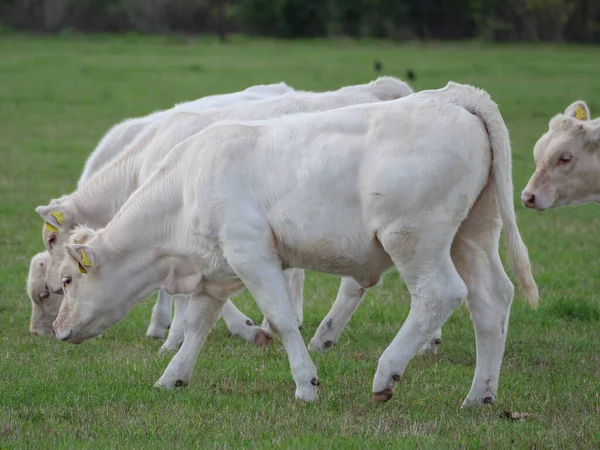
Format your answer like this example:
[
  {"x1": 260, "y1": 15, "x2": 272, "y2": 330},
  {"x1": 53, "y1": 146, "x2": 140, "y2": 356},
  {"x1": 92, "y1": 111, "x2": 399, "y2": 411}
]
[{"x1": 1, "y1": 0, "x2": 599, "y2": 42}]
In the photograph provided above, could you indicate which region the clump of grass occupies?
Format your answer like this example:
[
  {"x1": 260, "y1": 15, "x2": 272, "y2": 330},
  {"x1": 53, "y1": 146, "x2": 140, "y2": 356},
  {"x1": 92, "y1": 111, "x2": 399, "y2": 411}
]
[{"x1": 547, "y1": 299, "x2": 600, "y2": 322}]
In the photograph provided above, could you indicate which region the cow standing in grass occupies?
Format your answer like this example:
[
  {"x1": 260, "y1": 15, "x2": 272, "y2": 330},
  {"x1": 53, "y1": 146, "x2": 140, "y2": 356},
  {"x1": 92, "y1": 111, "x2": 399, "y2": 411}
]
[{"x1": 51, "y1": 82, "x2": 538, "y2": 406}]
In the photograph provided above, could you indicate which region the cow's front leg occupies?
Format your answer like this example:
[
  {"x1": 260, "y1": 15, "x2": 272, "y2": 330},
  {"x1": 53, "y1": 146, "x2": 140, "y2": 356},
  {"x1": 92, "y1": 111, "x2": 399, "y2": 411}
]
[
  {"x1": 146, "y1": 289, "x2": 173, "y2": 339},
  {"x1": 160, "y1": 294, "x2": 190, "y2": 352},
  {"x1": 155, "y1": 293, "x2": 225, "y2": 389},
  {"x1": 262, "y1": 268, "x2": 305, "y2": 333},
  {"x1": 226, "y1": 242, "x2": 318, "y2": 401}
]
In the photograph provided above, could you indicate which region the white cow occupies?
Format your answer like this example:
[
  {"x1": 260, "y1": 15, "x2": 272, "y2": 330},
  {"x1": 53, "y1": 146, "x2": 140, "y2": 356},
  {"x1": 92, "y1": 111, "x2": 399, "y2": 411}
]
[
  {"x1": 522, "y1": 100, "x2": 600, "y2": 210},
  {"x1": 36, "y1": 77, "x2": 414, "y2": 351},
  {"x1": 28, "y1": 82, "x2": 293, "y2": 337},
  {"x1": 51, "y1": 82, "x2": 538, "y2": 406}
]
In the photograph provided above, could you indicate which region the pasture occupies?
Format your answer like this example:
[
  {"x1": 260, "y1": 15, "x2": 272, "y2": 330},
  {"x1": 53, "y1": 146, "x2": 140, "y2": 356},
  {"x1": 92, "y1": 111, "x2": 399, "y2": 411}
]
[{"x1": 0, "y1": 34, "x2": 599, "y2": 448}]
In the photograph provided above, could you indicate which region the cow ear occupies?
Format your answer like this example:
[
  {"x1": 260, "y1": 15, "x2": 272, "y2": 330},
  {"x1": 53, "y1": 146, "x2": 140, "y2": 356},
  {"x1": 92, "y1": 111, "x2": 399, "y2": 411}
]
[
  {"x1": 35, "y1": 204, "x2": 69, "y2": 231},
  {"x1": 66, "y1": 244, "x2": 96, "y2": 274},
  {"x1": 564, "y1": 101, "x2": 590, "y2": 121}
]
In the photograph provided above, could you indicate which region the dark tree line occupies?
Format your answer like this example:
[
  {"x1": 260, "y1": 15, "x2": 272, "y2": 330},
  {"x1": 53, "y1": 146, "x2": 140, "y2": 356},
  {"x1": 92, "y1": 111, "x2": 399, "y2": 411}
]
[{"x1": 2, "y1": 0, "x2": 599, "y2": 42}]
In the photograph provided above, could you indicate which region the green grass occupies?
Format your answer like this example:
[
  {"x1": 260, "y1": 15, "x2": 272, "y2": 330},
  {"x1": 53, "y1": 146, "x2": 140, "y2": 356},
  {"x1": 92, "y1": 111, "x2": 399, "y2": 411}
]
[{"x1": 1, "y1": 34, "x2": 599, "y2": 449}]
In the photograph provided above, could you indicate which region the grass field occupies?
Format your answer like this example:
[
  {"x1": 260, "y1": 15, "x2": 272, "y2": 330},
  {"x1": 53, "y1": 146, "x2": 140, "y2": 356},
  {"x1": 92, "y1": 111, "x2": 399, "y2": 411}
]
[{"x1": 1, "y1": 34, "x2": 599, "y2": 449}]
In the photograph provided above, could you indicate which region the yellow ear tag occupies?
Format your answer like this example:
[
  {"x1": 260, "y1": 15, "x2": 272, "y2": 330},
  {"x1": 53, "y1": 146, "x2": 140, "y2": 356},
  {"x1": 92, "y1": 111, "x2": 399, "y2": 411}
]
[
  {"x1": 45, "y1": 222, "x2": 58, "y2": 232},
  {"x1": 78, "y1": 250, "x2": 92, "y2": 274},
  {"x1": 80, "y1": 250, "x2": 92, "y2": 267},
  {"x1": 51, "y1": 211, "x2": 64, "y2": 225},
  {"x1": 575, "y1": 105, "x2": 587, "y2": 120}
]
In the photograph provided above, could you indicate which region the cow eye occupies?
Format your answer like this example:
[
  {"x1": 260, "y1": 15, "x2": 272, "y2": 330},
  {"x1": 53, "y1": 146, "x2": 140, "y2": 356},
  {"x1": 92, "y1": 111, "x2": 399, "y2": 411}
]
[
  {"x1": 38, "y1": 291, "x2": 50, "y2": 300},
  {"x1": 557, "y1": 154, "x2": 572, "y2": 166},
  {"x1": 48, "y1": 235, "x2": 57, "y2": 248},
  {"x1": 62, "y1": 276, "x2": 72, "y2": 287}
]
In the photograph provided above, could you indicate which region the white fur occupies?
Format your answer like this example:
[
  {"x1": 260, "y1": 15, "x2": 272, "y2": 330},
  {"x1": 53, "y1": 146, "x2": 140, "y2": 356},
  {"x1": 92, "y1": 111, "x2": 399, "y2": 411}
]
[
  {"x1": 53, "y1": 82, "x2": 537, "y2": 405},
  {"x1": 522, "y1": 100, "x2": 600, "y2": 210},
  {"x1": 77, "y1": 83, "x2": 293, "y2": 188},
  {"x1": 30, "y1": 83, "x2": 292, "y2": 339},
  {"x1": 37, "y1": 77, "x2": 414, "y2": 350}
]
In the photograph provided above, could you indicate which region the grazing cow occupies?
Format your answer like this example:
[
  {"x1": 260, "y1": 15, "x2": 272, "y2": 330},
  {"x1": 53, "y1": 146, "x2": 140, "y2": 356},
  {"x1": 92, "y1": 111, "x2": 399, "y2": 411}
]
[
  {"x1": 27, "y1": 252, "x2": 63, "y2": 336},
  {"x1": 52, "y1": 82, "x2": 538, "y2": 406},
  {"x1": 28, "y1": 83, "x2": 293, "y2": 339},
  {"x1": 522, "y1": 100, "x2": 600, "y2": 210},
  {"x1": 36, "y1": 77, "x2": 414, "y2": 352}
]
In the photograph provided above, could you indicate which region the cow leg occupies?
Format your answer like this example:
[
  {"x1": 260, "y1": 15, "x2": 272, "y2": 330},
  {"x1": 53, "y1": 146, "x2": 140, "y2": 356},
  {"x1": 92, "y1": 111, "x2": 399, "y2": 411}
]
[
  {"x1": 155, "y1": 293, "x2": 225, "y2": 389},
  {"x1": 228, "y1": 252, "x2": 318, "y2": 401},
  {"x1": 220, "y1": 299, "x2": 273, "y2": 347},
  {"x1": 159, "y1": 294, "x2": 190, "y2": 352},
  {"x1": 451, "y1": 235, "x2": 514, "y2": 406},
  {"x1": 146, "y1": 289, "x2": 173, "y2": 339},
  {"x1": 447, "y1": 177, "x2": 514, "y2": 407},
  {"x1": 372, "y1": 224, "x2": 467, "y2": 402},
  {"x1": 461, "y1": 246, "x2": 513, "y2": 407},
  {"x1": 308, "y1": 277, "x2": 367, "y2": 351},
  {"x1": 262, "y1": 269, "x2": 305, "y2": 332},
  {"x1": 308, "y1": 276, "x2": 443, "y2": 354}
]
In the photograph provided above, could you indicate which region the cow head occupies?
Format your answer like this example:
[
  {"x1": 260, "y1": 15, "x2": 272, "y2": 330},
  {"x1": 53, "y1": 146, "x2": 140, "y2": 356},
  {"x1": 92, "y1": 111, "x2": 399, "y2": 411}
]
[
  {"x1": 53, "y1": 227, "x2": 160, "y2": 344},
  {"x1": 522, "y1": 101, "x2": 600, "y2": 210}
]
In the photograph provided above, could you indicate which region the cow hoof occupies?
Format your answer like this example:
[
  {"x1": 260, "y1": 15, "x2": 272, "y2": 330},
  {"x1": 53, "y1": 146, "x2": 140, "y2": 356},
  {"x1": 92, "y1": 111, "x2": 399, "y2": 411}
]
[
  {"x1": 146, "y1": 324, "x2": 169, "y2": 340},
  {"x1": 254, "y1": 329, "x2": 273, "y2": 347},
  {"x1": 371, "y1": 388, "x2": 393, "y2": 404},
  {"x1": 461, "y1": 394, "x2": 496, "y2": 408},
  {"x1": 295, "y1": 384, "x2": 318, "y2": 402},
  {"x1": 158, "y1": 342, "x2": 182, "y2": 354},
  {"x1": 307, "y1": 337, "x2": 335, "y2": 352}
]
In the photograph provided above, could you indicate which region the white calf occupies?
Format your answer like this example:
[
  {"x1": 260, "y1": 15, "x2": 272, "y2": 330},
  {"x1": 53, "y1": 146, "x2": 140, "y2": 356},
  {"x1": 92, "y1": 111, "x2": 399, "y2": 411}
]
[
  {"x1": 52, "y1": 82, "x2": 537, "y2": 406},
  {"x1": 36, "y1": 77, "x2": 414, "y2": 351},
  {"x1": 29, "y1": 83, "x2": 292, "y2": 339},
  {"x1": 522, "y1": 100, "x2": 600, "y2": 210}
]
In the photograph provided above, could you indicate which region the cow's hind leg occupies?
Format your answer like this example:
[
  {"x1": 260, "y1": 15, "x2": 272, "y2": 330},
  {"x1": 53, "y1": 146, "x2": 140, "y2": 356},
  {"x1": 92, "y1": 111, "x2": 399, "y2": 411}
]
[
  {"x1": 372, "y1": 223, "x2": 467, "y2": 403},
  {"x1": 451, "y1": 182, "x2": 514, "y2": 407},
  {"x1": 308, "y1": 277, "x2": 367, "y2": 351},
  {"x1": 146, "y1": 289, "x2": 173, "y2": 339},
  {"x1": 308, "y1": 277, "x2": 442, "y2": 354}
]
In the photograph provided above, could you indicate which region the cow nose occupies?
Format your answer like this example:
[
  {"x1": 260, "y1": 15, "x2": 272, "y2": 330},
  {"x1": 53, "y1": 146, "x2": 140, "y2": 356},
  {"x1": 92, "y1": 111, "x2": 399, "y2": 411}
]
[
  {"x1": 521, "y1": 191, "x2": 536, "y2": 208},
  {"x1": 54, "y1": 325, "x2": 72, "y2": 342},
  {"x1": 31, "y1": 330, "x2": 38, "y2": 336},
  {"x1": 50, "y1": 285, "x2": 63, "y2": 295}
]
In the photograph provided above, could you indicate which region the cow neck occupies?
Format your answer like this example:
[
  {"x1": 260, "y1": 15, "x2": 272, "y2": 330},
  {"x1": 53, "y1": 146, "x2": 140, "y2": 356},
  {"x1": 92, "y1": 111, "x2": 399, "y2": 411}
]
[{"x1": 73, "y1": 151, "x2": 143, "y2": 227}]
